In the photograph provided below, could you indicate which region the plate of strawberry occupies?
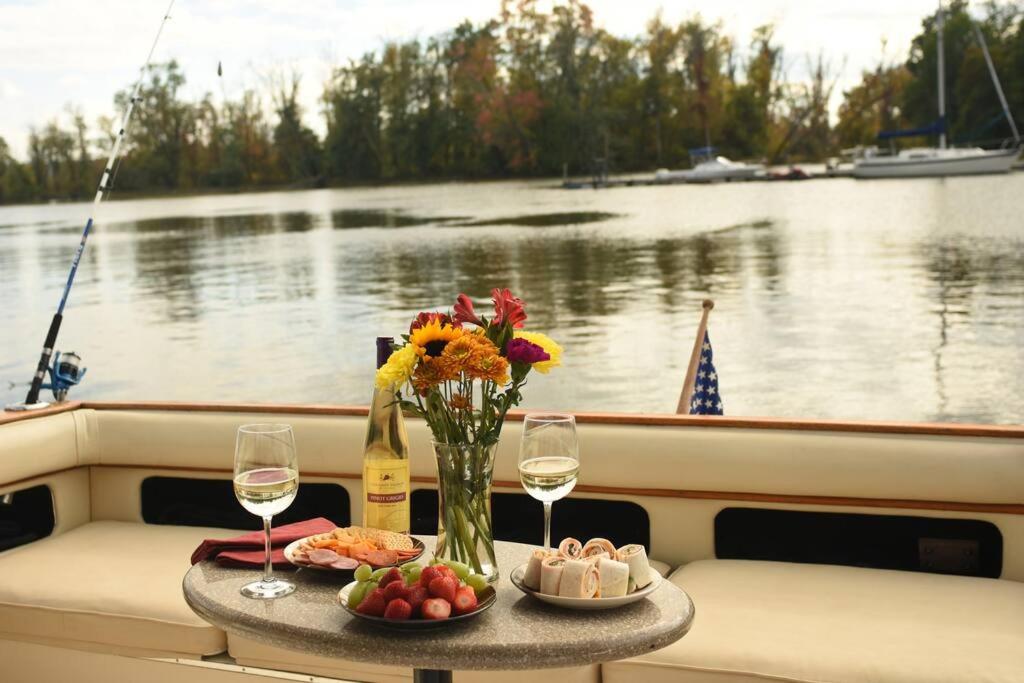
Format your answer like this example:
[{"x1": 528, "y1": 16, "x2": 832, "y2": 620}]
[{"x1": 339, "y1": 559, "x2": 496, "y2": 629}]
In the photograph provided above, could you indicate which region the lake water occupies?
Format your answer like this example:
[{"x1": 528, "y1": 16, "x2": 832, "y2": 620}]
[{"x1": 1, "y1": 176, "x2": 1022, "y2": 423}]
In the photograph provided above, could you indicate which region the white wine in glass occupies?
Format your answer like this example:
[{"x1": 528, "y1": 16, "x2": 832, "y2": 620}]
[
  {"x1": 518, "y1": 414, "x2": 579, "y2": 551},
  {"x1": 234, "y1": 424, "x2": 299, "y2": 599}
]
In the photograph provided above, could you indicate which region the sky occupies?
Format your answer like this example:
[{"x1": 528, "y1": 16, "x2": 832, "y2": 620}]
[{"x1": 0, "y1": 0, "x2": 956, "y2": 159}]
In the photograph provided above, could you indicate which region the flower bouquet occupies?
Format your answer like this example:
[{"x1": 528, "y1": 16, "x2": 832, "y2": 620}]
[{"x1": 375, "y1": 288, "x2": 561, "y2": 581}]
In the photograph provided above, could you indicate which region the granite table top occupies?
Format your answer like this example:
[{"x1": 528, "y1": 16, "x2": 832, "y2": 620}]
[{"x1": 183, "y1": 535, "x2": 695, "y2": 671}]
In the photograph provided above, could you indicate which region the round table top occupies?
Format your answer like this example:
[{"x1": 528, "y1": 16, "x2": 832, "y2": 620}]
[{"x1": 183, "y1": 535, "x2": 695, "y2": 671}]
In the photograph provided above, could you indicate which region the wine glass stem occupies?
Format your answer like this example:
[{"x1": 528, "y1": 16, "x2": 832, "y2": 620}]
[
  {"x1": 543, "y1": 501, "x2": 553, "y2": 552},
  {"x1": 262, "y1": 515, "x2": 274, "y2": 584}
]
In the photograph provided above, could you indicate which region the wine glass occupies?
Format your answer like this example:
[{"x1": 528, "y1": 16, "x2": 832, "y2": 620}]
[
  {"x1": 518, "y1": 414, "x2": 580, "y2": 552},
  {"x1": 233, "y1": 424, "x2": 299, "y2": 599}
]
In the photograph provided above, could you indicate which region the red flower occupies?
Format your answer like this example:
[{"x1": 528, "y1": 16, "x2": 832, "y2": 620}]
[
  {"x1": 491, "y1": 288, "x2": 526, "y2": 328},
  {"x1": 410, "y1": 312, "x2": 455, "y2": 332},
  {"x1": 453, "y1": 293, "x2": 486, "y2": 327}
]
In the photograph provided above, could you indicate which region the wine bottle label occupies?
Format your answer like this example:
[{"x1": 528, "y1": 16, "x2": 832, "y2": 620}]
[{"x1": 363, "y1": 460, "x2": 410, "y2": 533}]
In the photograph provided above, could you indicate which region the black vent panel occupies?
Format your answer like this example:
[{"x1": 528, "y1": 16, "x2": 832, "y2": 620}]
[{"x1": 715, "y1": 507, "x2": 1002, "y2": 578}]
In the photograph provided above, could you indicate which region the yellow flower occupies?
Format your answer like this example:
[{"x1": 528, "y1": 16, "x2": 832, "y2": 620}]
[
  {"x1": 375, "y1": 344, "x2": 418, "y2": 389},
  {"x1": 512, "y1": 331, "x2": 562, "y2": 374},
  {"x1": 409, "y1": 319, "x2": 464, "y2": 360}
]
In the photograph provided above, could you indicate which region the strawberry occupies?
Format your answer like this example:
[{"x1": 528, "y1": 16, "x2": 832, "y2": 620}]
[
  {"x1": 435, "y1": 565, "x2": 457, "y2": 581},
  {"x1": 406, "y1": 584, "x2": 429, "y2": 615},
  {"x1": 451, "y1": 585, "x2": 479, "y2": 615},
  {"x1": 419, "y1": 565, "x2": 443, "y2": 587},
  {"x1": 428, "y1": 575, "x2": 458, "y2": 603},
  {"x1": 378, "y1": 567, "x2": 403, "y2": 588},
  {"x1": 383, "y1": 598, "x2": 413, "y2": 620},
  {"x1": 421, "y1": 597, "x2": 452, "y2": 620},
  {"x1": 355, "y1": 588, "x2": 387, "y2": 617},
  {"x1": 382, "y1": 580, "x2": 410, "y2": 603}
]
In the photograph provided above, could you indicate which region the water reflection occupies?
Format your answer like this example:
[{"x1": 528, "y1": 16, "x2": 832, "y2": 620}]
[
  {"x1": 2, "y1": 177, "x2": 1022, "y2": 422},
  {"x1": 330, "y1": 209, "x2": 464, "y2": 229},
  {"x1": 920, "y1": 236, "x2": 1024, "y2": 422},
  {"x1": 455, "y1": 212, "x2": 618, "y2": 227},
  {"x1": 334, "y1": 221, "x2": 781, "y2": 321}
]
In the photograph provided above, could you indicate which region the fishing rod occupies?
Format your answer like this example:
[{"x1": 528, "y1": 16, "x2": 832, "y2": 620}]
[{"x1": 9, "y1": 0, "x2": 176, "y2": 410}]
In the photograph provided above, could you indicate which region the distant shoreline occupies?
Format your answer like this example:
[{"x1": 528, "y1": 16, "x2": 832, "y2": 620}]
[{"x1": 0, "y1": 174, "x2": 570, "y2": 210}]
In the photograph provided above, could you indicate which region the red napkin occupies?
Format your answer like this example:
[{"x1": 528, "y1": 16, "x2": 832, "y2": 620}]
[{"x1": 190, "y1": 517, "x2": 337, "y2": 568}]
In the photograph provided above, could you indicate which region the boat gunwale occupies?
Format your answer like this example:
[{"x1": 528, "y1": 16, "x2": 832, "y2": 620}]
[{"x1": 2, "y1": 400, "x2": 1022, "y2": 438}]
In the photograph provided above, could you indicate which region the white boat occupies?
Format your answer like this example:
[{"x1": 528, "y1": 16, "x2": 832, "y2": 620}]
[
  {"x1": 655, "y1": 148, "x2": 765, "y2": 183},
  {"x1": 853, "y1": 2, "x2": 1021, "y2": 179},
  {"x1": 1, "y1": 402, "x2": 1022, "y2": 682},
  {"x1": 851, "y1": 145, "x2": 1020, "y2": 178}
]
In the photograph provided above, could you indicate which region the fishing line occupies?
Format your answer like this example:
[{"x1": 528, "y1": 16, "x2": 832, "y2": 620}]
[{"x1": 11, "y1": 0, "x2": 177, "y2": 409}]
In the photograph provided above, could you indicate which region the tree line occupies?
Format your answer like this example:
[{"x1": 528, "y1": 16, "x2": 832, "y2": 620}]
[{"x1": 1, "y1": 0, "x2": 1021, "y2": 205}]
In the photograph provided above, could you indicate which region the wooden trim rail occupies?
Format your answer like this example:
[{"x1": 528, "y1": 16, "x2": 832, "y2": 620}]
[{"x1": 76, "y1": 401, "x2": 1024, "y2": 438}]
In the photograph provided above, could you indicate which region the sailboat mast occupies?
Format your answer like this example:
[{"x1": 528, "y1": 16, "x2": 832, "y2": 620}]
[
  {"x1": 972, "y1": 23, "x2": 1021, "y2": 145},
  {"x1": 937, "y1": 1, "x2": 947, "y2": 149}
]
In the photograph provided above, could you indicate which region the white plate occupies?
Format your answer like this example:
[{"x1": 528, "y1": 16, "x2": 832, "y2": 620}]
[
  {"x1": 509, "y1": 563, "x2": 662, "y2": 610},
  {"x1": 283, "y1": 535, "x2": 425, "y2": 572}
]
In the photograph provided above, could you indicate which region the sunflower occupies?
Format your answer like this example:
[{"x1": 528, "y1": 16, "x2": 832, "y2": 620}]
[{"x1": 409, "y1": 318, "x2": 464, "y2": 360}]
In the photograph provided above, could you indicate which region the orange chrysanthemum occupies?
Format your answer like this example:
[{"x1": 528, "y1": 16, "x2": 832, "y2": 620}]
[
  {"x1": 467, "y1": 348, "x2": 510, "y2": 385},
  {"x1": 449, "y1": 394, "x2": 472, "y2": 411},
  {"x1": 412, "y1": 359, "x2": 457, "y2": 394},
  {"x1": 439, "y1": 334, "x2": 489, "y2": 372}
]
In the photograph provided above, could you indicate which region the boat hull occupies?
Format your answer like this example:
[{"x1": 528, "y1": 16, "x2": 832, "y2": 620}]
[{"x1": 852, "y1": 148, "x2": 1019, "y2": 178}]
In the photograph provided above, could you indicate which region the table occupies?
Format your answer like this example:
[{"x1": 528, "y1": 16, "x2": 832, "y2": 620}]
[{"x1": 183, "y1": 536, "x2": 695, "y2": 682}]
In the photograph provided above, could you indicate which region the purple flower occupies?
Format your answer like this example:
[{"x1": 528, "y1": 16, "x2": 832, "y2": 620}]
[{"x1": 505, "y1": 338, "x2": 550, "y2": 365}]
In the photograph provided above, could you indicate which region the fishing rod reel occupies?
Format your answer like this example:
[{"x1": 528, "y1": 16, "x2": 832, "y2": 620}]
[{"x1": 5, "y1": 351, "x2": 87, "y2": 411}]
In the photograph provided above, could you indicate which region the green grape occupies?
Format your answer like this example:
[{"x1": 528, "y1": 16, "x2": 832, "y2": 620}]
[
  {"x1": 466, "y1": 573, "x2": 488, "y2": 594},
  {"x1": 370, "y1": 567, "x2": 390, "y2": 580},
  {"x1": 347, "y1": 581, "x2": 371, "y2": 609},
  {"x1": 354, "y1": 564, "x2": 373, "y2": 582},
  {"x1": 400, "y1": 561, "x2": 422, "y2": 572},
  {"x1": 446, "y1": 561, "x2": 470, "y2": 581},
  {"x1": 406, "y1": 566, "x2": 423, "y2": 582}
]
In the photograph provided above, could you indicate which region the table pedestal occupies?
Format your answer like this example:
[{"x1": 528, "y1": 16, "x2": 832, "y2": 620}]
[{"x1": 414, "y1": 669, "x2": 452, "y2": 683}]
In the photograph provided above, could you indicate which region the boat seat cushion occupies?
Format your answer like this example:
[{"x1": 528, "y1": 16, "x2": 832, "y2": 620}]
[
  {"x1": 603, "y1": 559, "x2": 1024, "y2": 683},
  {"x1": 0, "y1": 520, "x2": 236, "y2": 658},
  {"x1": 228, "y1": 635, "x2": 600, "y2": 683}
]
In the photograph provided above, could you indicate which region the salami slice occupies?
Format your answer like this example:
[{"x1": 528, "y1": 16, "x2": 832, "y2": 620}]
[
  {"x1": 330, "y1": 556, "x2": 359, "y2": 570},
  {"x1": 308, "y1": 548, "x2": 341, "y2": 567},
  {"x1": 364, "y1": 549, "x2": 398, "y2": 567}
]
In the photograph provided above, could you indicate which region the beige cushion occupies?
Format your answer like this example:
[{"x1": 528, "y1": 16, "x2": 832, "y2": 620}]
[
  {"x1": 604, "y1": 559, "x2": 1024, "y2": 683},
  {"x1": 229, "y1": 635, "x2": 600, "y2": 683},
  {"x1": 0, "y1": 521, "x2": 236, "y2": 657}
]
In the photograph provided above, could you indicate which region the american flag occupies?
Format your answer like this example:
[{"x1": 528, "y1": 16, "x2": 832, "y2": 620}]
[{"x1": 689, "y1": 331, "x2": 723, "y2": 415}]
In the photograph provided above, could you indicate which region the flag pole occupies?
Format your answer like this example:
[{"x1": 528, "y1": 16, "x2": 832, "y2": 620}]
[{"x1": 677, "y1": 299, "x2": 714, "y2": 414}]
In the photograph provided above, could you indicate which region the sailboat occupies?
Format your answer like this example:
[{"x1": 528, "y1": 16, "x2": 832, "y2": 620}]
[{"x1": 852, "y1": 2, "x2": 1021, "y2": 179}]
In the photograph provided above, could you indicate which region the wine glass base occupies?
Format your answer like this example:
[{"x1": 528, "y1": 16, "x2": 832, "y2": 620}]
[{"x1": 240, "y1": 578, "x2": 295, "y2": 599}]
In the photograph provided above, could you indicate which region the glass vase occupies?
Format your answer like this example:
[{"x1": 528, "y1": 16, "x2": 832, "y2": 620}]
[{"x1": 432, "y1": 441, "x2": 498, "y2": 583}]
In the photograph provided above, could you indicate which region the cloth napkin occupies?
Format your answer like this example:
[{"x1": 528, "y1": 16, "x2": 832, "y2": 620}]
[{"x1": 190, "y1": 517, "x2": 336, "y2": 568}]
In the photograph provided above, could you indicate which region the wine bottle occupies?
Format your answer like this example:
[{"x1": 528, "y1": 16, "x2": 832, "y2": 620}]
[{"x1": 362, "y1": 336, "x2": 411, "y2": 533}]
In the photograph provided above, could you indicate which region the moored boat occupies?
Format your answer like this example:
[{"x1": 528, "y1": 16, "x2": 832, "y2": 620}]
[
  {"x1": 1, "y1": 401, "x2": 1022, "y2": 681},
  {"x1": 853, "y1": 2, "x2": 1021, "y2": 179},
  {"x1": 850, "y1": 145, "x2": 1020, "y2": 178},
  {"x1": 655, "y1": 147, "x2": 766, "y2": 184}
]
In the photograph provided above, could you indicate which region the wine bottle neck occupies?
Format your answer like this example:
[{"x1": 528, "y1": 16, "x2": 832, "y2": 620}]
[{"x1": 376, "y1": 336, "x2": 393, "y2": 369}]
